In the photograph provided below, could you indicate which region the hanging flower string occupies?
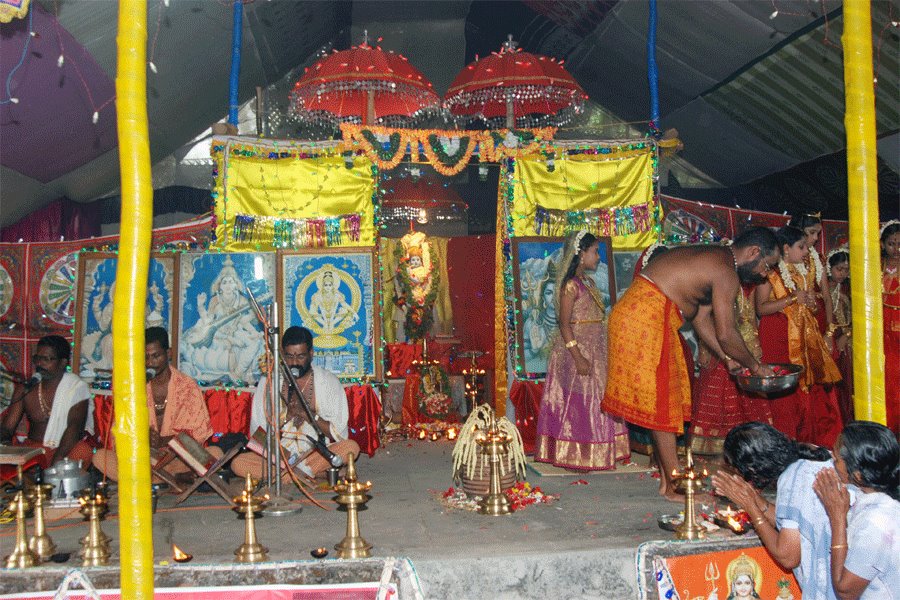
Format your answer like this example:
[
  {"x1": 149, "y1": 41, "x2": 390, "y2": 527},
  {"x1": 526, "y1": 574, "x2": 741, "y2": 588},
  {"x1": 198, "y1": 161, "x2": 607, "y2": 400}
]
[
  {"x1": 534, "y1": 202, "x2": 653, "y2": 238},
  {"x1": 232, "y1": 212, "x2": 361, "y2": 249}
]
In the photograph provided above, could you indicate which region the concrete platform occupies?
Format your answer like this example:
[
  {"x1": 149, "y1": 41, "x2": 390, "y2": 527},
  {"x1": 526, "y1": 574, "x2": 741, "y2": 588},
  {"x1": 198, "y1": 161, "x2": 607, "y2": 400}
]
[{"x1": 0, "y1": 439, "x2": 758, "y2": 599}]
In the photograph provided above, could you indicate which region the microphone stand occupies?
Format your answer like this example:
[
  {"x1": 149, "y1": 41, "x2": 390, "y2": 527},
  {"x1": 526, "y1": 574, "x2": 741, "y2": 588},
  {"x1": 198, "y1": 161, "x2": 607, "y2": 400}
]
[{"x1": 246, "y1": 289, "x2": 301, "y2": 517}]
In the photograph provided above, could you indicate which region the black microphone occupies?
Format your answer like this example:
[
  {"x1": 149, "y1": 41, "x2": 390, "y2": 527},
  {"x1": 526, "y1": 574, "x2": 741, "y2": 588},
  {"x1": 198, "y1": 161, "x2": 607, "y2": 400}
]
[
  {"x1": 24, "y1": 372, "x2": 43, "y2": 388},
  {"x1": 146, "y1": 368, "x2": 157, "y2": 381},
  {"x1": 306, "y1": 435, "x2": 344, "y2": 468}
]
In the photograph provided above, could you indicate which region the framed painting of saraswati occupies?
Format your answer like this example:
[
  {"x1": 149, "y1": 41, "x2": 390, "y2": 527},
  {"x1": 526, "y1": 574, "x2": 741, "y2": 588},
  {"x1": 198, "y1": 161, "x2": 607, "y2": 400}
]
[
  {"x1": 279, "y1": 248, "x2": 380, "y2": 382},
  {"x1": 177, "y1": 252, "x2": 275, "y2": 388}
]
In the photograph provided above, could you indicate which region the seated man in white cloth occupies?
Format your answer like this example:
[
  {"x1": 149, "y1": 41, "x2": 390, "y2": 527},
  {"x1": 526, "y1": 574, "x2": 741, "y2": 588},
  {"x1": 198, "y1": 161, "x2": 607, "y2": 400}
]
[
  {"x1": 1, "y1": 335, "x2": 94, "y2": 468},
  {"x1": 231, "y1": 326, "x2": 360, "y2": 481}
]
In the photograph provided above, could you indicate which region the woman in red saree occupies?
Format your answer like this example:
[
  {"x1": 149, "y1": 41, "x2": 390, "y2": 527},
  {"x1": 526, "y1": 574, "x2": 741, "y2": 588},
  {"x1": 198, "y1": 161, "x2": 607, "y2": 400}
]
[
  {"x1": 881, "y1": 220, "x2": 900, "y2": 433},
  {"x1": 826, "y1": 247, "x2": 853, "y2": 425},
  {"x1": 756, "y1": 226, "x2": 842, "y2": 447}
]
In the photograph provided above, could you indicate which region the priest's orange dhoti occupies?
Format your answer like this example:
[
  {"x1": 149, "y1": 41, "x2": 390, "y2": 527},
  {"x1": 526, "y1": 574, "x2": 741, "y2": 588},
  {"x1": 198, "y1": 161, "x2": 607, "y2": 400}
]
[{"x1": 602, "y1": 276, "x2": 692, "y2": 434}]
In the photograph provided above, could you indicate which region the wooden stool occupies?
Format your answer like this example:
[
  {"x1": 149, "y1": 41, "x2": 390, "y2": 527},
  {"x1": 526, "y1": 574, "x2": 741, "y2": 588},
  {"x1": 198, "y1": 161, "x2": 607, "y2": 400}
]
[{"x1": 0, "y1": 446, "x2": 45, "y2": 487}]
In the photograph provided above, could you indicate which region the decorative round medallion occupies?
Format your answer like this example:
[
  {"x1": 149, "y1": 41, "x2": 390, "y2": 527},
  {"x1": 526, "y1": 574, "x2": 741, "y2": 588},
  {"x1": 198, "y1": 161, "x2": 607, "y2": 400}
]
[{"x1": 39, "y1": 252, "x2": 78, "y2": 325}]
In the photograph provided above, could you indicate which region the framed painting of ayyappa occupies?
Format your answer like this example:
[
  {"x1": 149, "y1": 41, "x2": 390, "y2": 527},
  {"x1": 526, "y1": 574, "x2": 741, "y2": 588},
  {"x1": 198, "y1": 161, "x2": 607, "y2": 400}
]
[
  {"x1": 511, "y1": 236, "x2": 615, "y2": 378},
  {"x1": 74, "y1": 253, "x2": 178, "y2": 384},
  {"x1": 279, "y1": 248, "x2": 381, "y2": 382}
]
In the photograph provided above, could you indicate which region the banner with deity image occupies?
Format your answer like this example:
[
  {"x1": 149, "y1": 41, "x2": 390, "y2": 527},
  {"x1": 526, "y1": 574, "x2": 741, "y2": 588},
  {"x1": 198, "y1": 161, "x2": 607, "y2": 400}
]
[
  {"x1": 178, "y1": 252, "x2": 275, "y2": 388},
  {"x1": 279, "y1": 248, "x2": 380, "y2": 382},
  {"x1": 74, "y1": 253, "x2": 178, "y2": 383},
  {"x1": 511, "y1": 236, "x2": 615, "y2": 378}
]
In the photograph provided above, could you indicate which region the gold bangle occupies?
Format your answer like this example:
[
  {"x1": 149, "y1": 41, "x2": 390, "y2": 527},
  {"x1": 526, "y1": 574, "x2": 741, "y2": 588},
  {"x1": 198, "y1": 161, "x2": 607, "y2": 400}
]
[
  {"x1": 786, "y1": 295, "x2": 797, "y2": 305},
  {"x1": 565, "y1": 340, "x2": 578, "y2": 349},
  {"x1": 830, "y1": 543, "x2": 848, "y2": 550},
  {"x1": 752, "y1": 517, "x2": 766, "y2": 528}
]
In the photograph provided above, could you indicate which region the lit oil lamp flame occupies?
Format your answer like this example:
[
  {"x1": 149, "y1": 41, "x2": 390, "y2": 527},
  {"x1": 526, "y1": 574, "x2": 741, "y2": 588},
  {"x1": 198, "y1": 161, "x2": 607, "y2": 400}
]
[
  {"x1": 726, "y1": 516, "x2": 744, "y2": 533},
  {"x1": 172, "y1": 544, "x2": 193, "y2": 563},
  {"x1": 447, "y1": 427, "x2": 458, "y2": 440},
  {"x1": 430, "y1": 432, "x2": 439, "y2": 441},
  {"x1": 417, "y1": 429, "x2": 427, "y2": 440}
]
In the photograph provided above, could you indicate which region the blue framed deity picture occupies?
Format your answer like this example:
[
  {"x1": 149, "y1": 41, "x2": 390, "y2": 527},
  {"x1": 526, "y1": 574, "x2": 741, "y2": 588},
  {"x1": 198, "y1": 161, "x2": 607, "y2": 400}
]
[
  {"x1": 279, "y1": 248, "x2": 380, "y2": 382},
  {"x1": 178, "y1": 252, "x2": 275, "y2": 387},
  {"x1": 511, "y1": 236, "x2": 615, "y2": 378},
  {"x1": 74, "y1": 253, "x2": 177, "y2": 383}
]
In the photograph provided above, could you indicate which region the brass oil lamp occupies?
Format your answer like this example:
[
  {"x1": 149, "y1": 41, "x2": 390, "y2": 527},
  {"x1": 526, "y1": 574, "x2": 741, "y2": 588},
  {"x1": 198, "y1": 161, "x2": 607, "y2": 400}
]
[
  {"x1": 475, "y1": 415, "x2": 512, "y2": 516},
  {"x1": 333, "y1": 453, "x2": 373, "y2": 559},
  {"x1": 672, "y1": 447, "x2": 708, "y2": 540},
  {"x1": 4, "y1": 489, "x2": 38, "y2": 568},
  {"x1": 232, "y1": 473, "x2": 269, "y2": 563},
  {"x1": 28, "y1": 483, "x2": 56, "y2": 561},
  {"x1": 78, "y1": 489, "x2": 111, "y2": 566}
]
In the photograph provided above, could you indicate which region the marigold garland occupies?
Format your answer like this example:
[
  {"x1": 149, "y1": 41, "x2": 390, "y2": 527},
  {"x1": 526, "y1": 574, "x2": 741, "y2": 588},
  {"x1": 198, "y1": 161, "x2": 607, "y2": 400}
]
[
  {"x1": 393, "y1": 241, "x2": 440, "y2": 340},
  {"x1": 422, "y1": 134, "x2": 475, "y2": 176},
  {"x1": 352, "y1": 128, "x2": 409, "y2": 170}
]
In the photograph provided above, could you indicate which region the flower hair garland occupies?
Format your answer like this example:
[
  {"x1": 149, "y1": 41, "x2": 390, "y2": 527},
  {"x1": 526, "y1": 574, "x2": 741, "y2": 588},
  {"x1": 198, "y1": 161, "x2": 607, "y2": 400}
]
[
  {"x1": 573, "y1": 230, "x2": 588, "y2": 250},
  {"x1": 825, "y1": 245, "x2": 849, "y2": 277},
  {"x1": 778, "y1": 250, "x2": 823, "y2": 292},
  {"x1": 881, "y1": 219, "x2": 900, "y2": 238},
  {"x1": 641, "y1": 242, "x2": 665, "y2": 271}
]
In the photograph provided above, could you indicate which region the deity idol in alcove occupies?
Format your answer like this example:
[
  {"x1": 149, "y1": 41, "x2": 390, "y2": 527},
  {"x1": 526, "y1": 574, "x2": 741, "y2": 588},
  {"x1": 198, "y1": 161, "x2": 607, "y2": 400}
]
[{"x1": 394, "y1": 230, "x2": 438, "y2": 341}]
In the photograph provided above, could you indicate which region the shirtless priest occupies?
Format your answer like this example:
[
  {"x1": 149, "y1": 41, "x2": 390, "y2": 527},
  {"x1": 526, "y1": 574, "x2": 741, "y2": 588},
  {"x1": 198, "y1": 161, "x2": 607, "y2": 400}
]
[
  {"x1": 230, "y1": 326, "x2": 360, "y2": 481},
  {"x1": 603, "y1": 227, "x2": 781, "y2": 501},
  {"x1": 1, "y1": 335, "x2": 93, "y2": 468},
  {"x1": 92, "y1": 327, "x2": 221, "y2": 481}
]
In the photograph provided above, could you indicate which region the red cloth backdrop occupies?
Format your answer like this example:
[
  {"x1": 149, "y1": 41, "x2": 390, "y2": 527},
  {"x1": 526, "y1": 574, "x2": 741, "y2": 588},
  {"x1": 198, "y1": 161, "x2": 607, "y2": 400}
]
[
  {"x1": 509, "y1": 380, "x2": 543, "y2": 454},
  {"x1": 446, "y1": 235, "x2": 495, "y2": 370},
  {"x1": 0, "y1": 197, "x2": 102, "y2": 243},
  {"x1": 92, "y1": 385, "x2": 382, "y2": 457},
  {"x1": 345, "y1": 385, "x2": 382, "y2": 457}
]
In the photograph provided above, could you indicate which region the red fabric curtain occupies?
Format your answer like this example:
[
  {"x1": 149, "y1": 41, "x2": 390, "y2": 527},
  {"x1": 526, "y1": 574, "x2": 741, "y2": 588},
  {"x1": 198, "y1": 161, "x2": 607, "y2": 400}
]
[
  {"x1": 345, "y1": 385, "x2": 381, "y2": 457},
  {"x1": 509, "y1": 380, "x2": 543, "y2": 454},
  {"x1": 0, "y1": 197, "x2": 101, "y2": 242},
  {"x1": 205, "y1": 389, "x2": 253, "y2": 436},
  {"x1": 446, "y1": 235, "x2": 495, "y2": 370},
  {"x1": 90, "y1": 389, "x2": 253, "y2": 449}
]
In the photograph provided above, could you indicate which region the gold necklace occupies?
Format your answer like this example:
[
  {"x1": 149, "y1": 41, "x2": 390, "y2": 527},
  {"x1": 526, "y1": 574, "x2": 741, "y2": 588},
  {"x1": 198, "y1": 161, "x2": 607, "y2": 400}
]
[
  {"x1": 728, "y1": 246, "x2": 738, "y2": 271},
  {"x1": 37, "y1": 382, "x2": 52, "y2": 417}
]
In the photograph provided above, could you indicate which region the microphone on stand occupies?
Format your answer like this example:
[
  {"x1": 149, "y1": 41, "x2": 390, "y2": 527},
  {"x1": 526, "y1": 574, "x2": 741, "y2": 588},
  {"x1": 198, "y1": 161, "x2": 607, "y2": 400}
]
[
  {"x1": 146, "y1": 368, "x2": 157, "y2": 381},
  {"x1": 24, "y1": 372, "x2": 43, "y2": 389},
  {"x1": 306, "y1": 435, "x2": 344, "y2": 468}
]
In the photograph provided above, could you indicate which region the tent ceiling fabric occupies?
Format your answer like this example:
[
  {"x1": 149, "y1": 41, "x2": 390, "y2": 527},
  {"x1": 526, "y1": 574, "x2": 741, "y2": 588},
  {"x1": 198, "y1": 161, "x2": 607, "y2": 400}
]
[{"x1": 1, "y1": 0, "x2": 898, "y2": 228}]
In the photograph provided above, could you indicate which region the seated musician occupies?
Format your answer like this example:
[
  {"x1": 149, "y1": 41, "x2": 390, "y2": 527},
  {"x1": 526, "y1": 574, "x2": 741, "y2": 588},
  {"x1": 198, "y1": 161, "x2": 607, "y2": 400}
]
[
  {"x1": 0, "y1": 335, "x2": 94, "y2": 468},
  {"x1": 230, "y1": 326, "x2": 359, "y2": 481},
  {"x1": 92, "y1": 327, "x2": 222, "y2": 481}
]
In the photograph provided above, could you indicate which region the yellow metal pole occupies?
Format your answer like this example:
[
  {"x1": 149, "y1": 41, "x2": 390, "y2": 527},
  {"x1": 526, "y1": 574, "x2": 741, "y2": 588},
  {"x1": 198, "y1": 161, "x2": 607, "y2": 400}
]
[
  {"x1": 114, "y1": 0, "x2": 154, "y2": 597},
  {"x1": 843, "y1": 0, "x2": 885, "y2": 424}
]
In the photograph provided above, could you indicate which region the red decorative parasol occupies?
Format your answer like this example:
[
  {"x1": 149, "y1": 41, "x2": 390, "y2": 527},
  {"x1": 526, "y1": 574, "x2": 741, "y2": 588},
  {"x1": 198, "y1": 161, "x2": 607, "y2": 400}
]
[
  {"x1": 444, "y1": 36, "x2": 587, "y2": 128},
  {"x1": 381, "y1": 175, "x2": 468, "y2": 227},
  {"x1": 290, "y1": 33, "x2": 441, "y2": 126}
]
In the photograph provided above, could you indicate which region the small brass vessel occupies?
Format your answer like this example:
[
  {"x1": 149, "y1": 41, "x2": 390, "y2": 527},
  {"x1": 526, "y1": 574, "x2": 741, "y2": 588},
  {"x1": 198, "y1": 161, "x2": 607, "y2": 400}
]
[
  {"x1": 672, "y1": 448, "x2": 708, "y2": 541},
  {"x1": 333, "y1": 453, "x2": 373, "y2": 559},
  {"x1": 4, "y1": 490, "x2": 38, "y2": 568},
  {"x1": 232, "y1": 473, "x2": 269, "y2": 563},
  {"x1": 475, "y1": 416, "x2": 512, "y2": 516},
  {"x1": 28, "y1": 483, "x2": 57, "y2": 561},
  {"x1": 78, "y1": 489, "x2": 111, "y2": 567}
]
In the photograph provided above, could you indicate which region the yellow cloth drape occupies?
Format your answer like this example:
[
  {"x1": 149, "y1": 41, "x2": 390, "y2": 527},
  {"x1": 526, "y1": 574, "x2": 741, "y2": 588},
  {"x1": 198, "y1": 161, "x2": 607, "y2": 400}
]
[
  {"x1": 379, "y1": 237, "x2": 454, "y2": 343},
  {"x1": 212, "y1": 150, "x2": 376, "y2": 251},
  {"x1": 843, "y1": 0, "x2": 885, "y2": 424},
  {"x1": 114, "y1": 0, "x2": 154, "y2": 596},
  {"x1": 511, "y1": 151, "x2": 657, "y2": 251}
]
